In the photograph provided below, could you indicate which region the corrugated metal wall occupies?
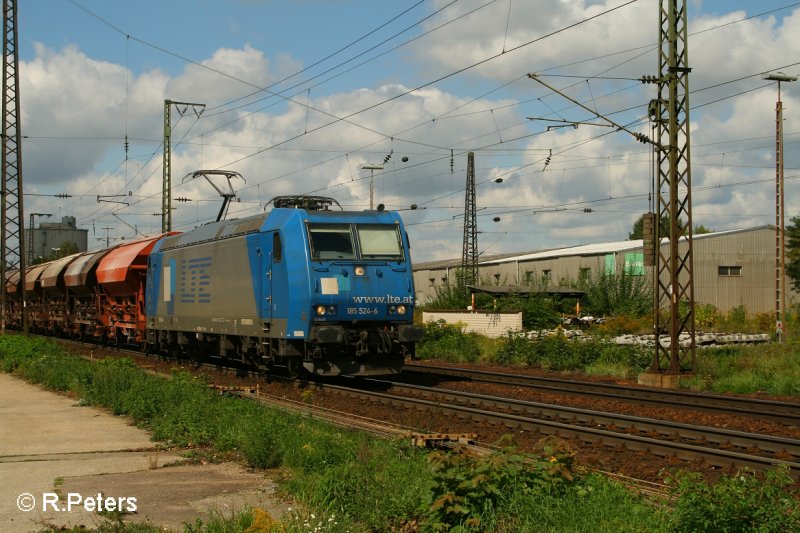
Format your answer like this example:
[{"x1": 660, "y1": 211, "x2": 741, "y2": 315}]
[{"x1": 413, "y1": 227, "x2": 789, "y2": 314}]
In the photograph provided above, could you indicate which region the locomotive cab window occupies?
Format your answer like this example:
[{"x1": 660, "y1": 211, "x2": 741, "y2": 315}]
[
  {"x1": 273, "y1": 232, "x2": 282, "y2": 262},
  {"x1": 308, "y1": 224, "x2": 355, "y2": 260},
  {"x1": 356, "y1": 225, "x2": 403, "y2": 260}
]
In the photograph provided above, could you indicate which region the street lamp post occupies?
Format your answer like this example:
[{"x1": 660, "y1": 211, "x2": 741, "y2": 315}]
[
  {"x1": 764, "y1": 71, "x2": 798, "y2": 342},
  {"x1": 361, "y1": 164, "x2": 384, "y2": 210}
]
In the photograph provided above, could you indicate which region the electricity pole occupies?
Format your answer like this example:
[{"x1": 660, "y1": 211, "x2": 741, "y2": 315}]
[
  {"x1": 528, "y1": 1, "x2": 697, "y2": 379},
  {"x1": 1, "y1": 0, "x2": 25, "y2": 334},
  {"x1": 461, "y1": 152, "x2": 478, "y2": 291},
  {"x1": 163, "y1": 100, "x2": 204, "y2": 232},
  {"x1": 649, "y1": 0, "x2": 696, "y2": 376},
  {"x1": 764, "y1": 72, "x2": 797, "y2": 342}
]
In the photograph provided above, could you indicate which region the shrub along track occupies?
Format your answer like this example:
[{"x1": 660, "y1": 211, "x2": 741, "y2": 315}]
[{"x1": 52, "y1": 339, "x2": 799, "y2": 485}]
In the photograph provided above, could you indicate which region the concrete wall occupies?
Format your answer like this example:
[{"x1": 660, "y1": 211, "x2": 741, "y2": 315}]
[
  {"x1": 422, "y1": 311, "x2": 523, "y2": 338},
  {"x1": 30, "y1": 216, "x2": 88, "y2": 261}
]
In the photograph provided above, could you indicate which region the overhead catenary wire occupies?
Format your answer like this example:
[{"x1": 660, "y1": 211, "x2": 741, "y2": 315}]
[
  {"x1": 70, "y1": 0, "x2": 643, "y2": 229},
  {"x1": 34, "y1": 0, "x2": 800, "y2": 248}
]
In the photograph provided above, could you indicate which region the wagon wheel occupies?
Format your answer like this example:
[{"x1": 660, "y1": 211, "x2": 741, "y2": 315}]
[
  {"x1": 187, "y1": 344, "x2": 204, "y2": 369},
  {"x1": 286, "y1": 357, "x2": 308, "y2": 379},
  {"x1": 285, "y1": 357, "x2": 301, "y2": 379}
]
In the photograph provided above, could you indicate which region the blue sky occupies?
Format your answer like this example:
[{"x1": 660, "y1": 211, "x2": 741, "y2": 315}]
[
  {"x1": 20, "y1": 1, "x2": 420, "y2": 91},
  {"x1": 15, "y1": 0, "x2": 800, "y2": 262}
]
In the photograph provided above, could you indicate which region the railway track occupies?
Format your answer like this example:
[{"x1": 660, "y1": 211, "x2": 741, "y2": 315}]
[
  {"x1": 321, "y1": 377, "x2": 800, "y2": 477},
  {"x1": 402, "y1": 363, "x2": 800, "y2": 425},
  {"x1": 48, "y1": 338, "x2": 800, "y2": 478}
]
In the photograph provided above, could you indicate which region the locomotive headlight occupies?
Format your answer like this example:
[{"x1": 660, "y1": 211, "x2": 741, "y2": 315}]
[
  {"x1": 354, "y1": 265, "x2": 366, "y2": 276},
  {"x1": 397, "y1": 305, "x2": 407, "y2": 315},
  {"x1": 316, "y1": 305, "x2": 327, "y2": 316},
  {"x1": 327, "y1": 305, "x2": 336, "y2": 315},
  {"x1": 388, "y1": 305, "x2": 397, "y2": 315}
]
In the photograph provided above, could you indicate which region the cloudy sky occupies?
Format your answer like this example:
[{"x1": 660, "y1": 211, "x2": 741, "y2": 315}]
[{"x1": 16, "y1": 0, "x2": 800, "y2": 263}]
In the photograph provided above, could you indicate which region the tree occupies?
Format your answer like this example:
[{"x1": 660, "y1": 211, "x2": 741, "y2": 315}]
[
  {"x1": 786, "y1": 216, "x2": 800, "y2": 293},
  {"x1": 628, "y1": 214, "x2": 709, "y2": 239},
  {"x1": 694, "y1": 224, "x2": 713, "y2": 235},
  {"x1": 47, "y1": 242, "x2": 80, "y2": 261}
]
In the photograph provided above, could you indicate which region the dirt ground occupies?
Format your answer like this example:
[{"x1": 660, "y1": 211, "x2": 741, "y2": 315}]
[{"x1": 0, "y1": 372, "x2": 291, "y2": 533}]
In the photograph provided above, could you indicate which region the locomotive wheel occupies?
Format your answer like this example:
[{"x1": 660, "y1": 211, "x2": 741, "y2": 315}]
[
  {"x1": 188, "y1": 345, "x2": 203, "y2": 368},
  {"x1": 285, "y1": 358, "x2": 300, "y2": 379}
]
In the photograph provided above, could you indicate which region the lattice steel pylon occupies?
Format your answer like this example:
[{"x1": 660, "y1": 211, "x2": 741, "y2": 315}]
[
  {"x1": 0, "y1": 0, "x2": 25, "y2": 334},
  {"x1": 461, "y1": 151, "x2": 478, "y2": 290},
  {"x1": 650, "y1": 0, "x2": 696, "y2": 373}
]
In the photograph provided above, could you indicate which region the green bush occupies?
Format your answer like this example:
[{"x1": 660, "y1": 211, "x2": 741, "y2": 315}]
[
  {"x1": 720, "y1": 304, "x2": 748, "y2": 331},
  {"x1": 493, "y1": 295, "x2": 561, "y2": 330},
  {"x1": 595, "y1": 342, "x2": 652, "y2": 373},
  {"x1": 302, "y1": 440, "x2": 431, "y2": 531},
  {"x1": 239, "y1": 414, "x2": 289, "y2": 469},
  {"x1": 694, "y1": 303, "x2": 719, "y2": 329},
  {"x1": 493, "y1": 333, "x2": 651, "y2": 373},
  {"x1": 494, "y1": 331, "x2": 534, "y2": 365},
  {"x1": 683, "y1": 344, "x2": 800, "y2": 396},
  {"x1": 417, "y1": 320, "x2": 482, "y2": 362},
  {"x1": 4, "y1": 335, "x2": 800, "y2": 533},
  {"x1": 573, "y1": 269, "x2": 652, "y2": 318},
  {"x1": 664, "y1": 466, "x2": 800, "y2": 533},
  {"x1": 423, "y1": 275, "x2": 470, "y2": 310},
  {"x1": 423, "y1": 440, "x2": 577, "y2": 532}
]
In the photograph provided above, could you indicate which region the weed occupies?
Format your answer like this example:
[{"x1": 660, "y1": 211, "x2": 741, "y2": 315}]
[
  {"x1": 3, "y1": 335, "x2": 798, "y2": 533},
  {"x1": 423, "y1": 439, "x2": 578, "y2": 532},
  {"x1": 664, "y1": 466, "x2": 800, "y2": 533},
  {"x1": 416, "y1": 320, "x2": 482, "y2": 363},
  {"x1": 572, "y1": 269, "x2": 652, "y2": 318}
]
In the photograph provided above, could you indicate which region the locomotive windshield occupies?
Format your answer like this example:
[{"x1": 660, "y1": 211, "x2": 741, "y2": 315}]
[
  {"x1": 308, "y1": 224, "x2": 356, "y2": 260},
  {"x1": 307, "y1": 223, "x2": 403, "y2": 261},
  {"x1": 356, "y1": 225, "x2": 403, "y2": 260}
]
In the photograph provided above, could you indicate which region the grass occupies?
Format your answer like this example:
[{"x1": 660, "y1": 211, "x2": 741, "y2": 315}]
[
  {"x1": 415, "y1": 318, "x2": 800, "y2": 398},
  {"x1": 2, "y1": 334, "x2": 798, "y2": 532},
  {"x1": 681, "y1": 343, "x2": 800, "y2": 396}
]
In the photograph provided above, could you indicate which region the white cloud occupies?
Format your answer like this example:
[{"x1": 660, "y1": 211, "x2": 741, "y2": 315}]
[{"x1": 16, "y1": 3, "x2": 800, "y2": 264}]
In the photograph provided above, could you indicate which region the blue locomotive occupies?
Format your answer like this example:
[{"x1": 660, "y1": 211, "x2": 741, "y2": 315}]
[{"x1": 145, "y1": 195, "x2": 423, "y2": 376}]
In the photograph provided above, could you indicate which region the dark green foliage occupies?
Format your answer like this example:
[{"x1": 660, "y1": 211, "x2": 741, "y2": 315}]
[
  {"x1": 423, "y1": 441, "x2": 577, "y2": 532},
  {"x1": 302, "y1": 440, "x2": 432, "y2": 530},
  {"x1": 424, "y1": 272, "x2": 471, "y2": 311},
  {"x1": 574, "y1": 269, "x2": 651, "y2": 317},
  {"x1": 628, "y1": 213, "x2": 689, "y2": 240},
  {"x1": 0, "y1": 335, "x2": 91, "y2": 391},
  {"x1": 664, "y1": 466, "x2": 800, "y2": 533},
  {"x1": 492, "y1": 295, "x2": 561, "y2": 330},
  {"x1": 494, "y1": 331, "x2": 534, "y2": 365},
  {"x1": 417, "y1": 320, "x2": 482, "y2": 362},
  {"x1": 238, "y1": 416, "x2": 286, "y2": 469},
  {"x1": 0, "y1": 335, "x2": 428, "y2": 531},
  {"x1": 494, "y1": 333, "x2": 652, "y2": 373},
  {"x1": 3, "y1": 335, "x2": 798, "y2": 533},
  {"x1": 592, "y1": 342, "x2": 652, "y2": 372},
  {"x1": 786, "y1": 214, "x2": 800, "y2": 293},
  {"x1": 527, "y1": 334, "x2": 575, "y2": 369}
]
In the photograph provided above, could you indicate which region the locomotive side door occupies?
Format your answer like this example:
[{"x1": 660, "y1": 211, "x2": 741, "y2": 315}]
[
  {"x1": 267, "y1": 230, "x2": 290, "y2": 333},
  {"x1": 260, "y1": 232, "x2": 274, "y2": 323}
]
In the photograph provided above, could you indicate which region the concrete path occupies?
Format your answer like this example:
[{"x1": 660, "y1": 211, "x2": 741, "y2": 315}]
[{"x1": 0, "y1": 372, "x2": 288, "y2": 532}]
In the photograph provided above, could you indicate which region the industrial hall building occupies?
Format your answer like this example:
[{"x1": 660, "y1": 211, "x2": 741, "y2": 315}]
[{"x1": 412, "y1": 225, "x2": 787, "y2": 315}]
